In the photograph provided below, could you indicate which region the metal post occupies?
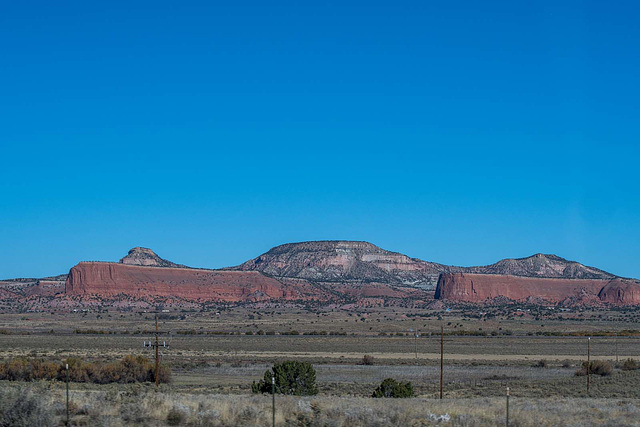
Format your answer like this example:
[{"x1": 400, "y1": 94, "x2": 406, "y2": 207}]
[
  {"x1": 587, "y1": 337, "x2": 591, "y2": 394},
  {"x1": 155, "y1": 314, "x2": 159, "y2": 389},
  {"x1": 506, "y1": 387, "x2": 510, "y2": 427},
  {"x1": 272, "y1": 375, "x2": 276, "y2": 427},
  {"x1": 615, "y1": 332, "x2": 618, "y2": 363},
  {"x1": 414, "y1": 331, "x2": 418, "y2": 360},
  {"x1": 65, "y1": 363, "x2": 69, "y2": 426},
  {"x1": 440, "y1": 325, "x2": 444, "y2": 399}
]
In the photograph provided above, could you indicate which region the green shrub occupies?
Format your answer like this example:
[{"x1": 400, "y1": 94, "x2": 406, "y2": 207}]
[
  {"x1": 251, "y1": 361, "x2": 318, "y2": 395},
  {"x1": 371, "y1": 378, "x2": 414, "y2": 398}
]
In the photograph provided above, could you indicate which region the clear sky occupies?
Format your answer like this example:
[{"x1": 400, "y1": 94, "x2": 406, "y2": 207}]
[{"x1": 1, "y1": 1, "x2": 639, "y2": 279}]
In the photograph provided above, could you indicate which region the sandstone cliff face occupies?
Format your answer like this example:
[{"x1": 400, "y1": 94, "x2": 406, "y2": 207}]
[
  {"x1": 435, "y1": 273, "x2": 639, "y2": 305},
  {"x1": 598, "y1": 279, "x2": 640, "y2": 305},
  {"x1": 435, "y1": 273, "x2": 611, "y2": 304},
  {"x1": 65, "y1": 262, "x2": 308, "y2": 302},
  {"x1": 34, "y1": 243, "x2": 639, "y2": 307},
  {"x1": 234, "y1": 240, "x2": 459, "y2": 289}
]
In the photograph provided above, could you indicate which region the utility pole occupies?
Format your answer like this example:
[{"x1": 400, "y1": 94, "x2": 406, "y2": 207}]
[
  {"x1": 143, "y1": 313, "x2": 169, "y2": 389},
  {"x1": 587, "y1": 337, "x2": 591, "y2": 394},
  {"x1": 506, "y1": 387, "x2": 510, "y2": 427},
  {"x1": 440, "y1": 325, "x2": 444, "y2": 399},
  {"x1": 272, "y1": 374, "x2": 276, "y2": 427},
  {"x1": 65, "y1": 363, "x2": 69, "y2": 427}
]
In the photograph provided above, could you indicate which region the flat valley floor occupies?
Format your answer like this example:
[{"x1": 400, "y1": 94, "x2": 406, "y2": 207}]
[{"x1": 1, "y1": 304, "x2": 639, "y2": 425}]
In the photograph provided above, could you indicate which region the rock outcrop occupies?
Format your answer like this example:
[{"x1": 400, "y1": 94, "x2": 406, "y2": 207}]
[
  {"x1": 435, "y1": 273, "x2": 640, "y2": 305},
  {"x1": 119, "y1": 247, "x2": 186, "y2": 268},
  {"x1": 468, "y1": 253, "x2": 614, "y2": 279},
  {"x1": 598, "y1": 279, "x2": 640, "y2": 305},
  {"x1": 7, "y1": 242, "x2": 636, "y2": 307},
  {"x1": 233, "y1": 240, "x2": 459, "y2": 289},
  {"x1": 65, "y1": 262, "x2": 314, "y2": 302}
]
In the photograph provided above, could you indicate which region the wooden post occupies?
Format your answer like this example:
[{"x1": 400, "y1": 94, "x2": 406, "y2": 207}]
[
  {"x1": 65, "y1": 363, "x2": 70, "y2": 426},
  {"x1": 440, "y1": 325, "x2": 444, "y2": 399},
  {"x1": 155, "y1": 314, "x2": 159, "y2": 389},
  {"x1": 506, "y1": 387, "x2": 510, "y2": 427},
  {"x1": 587, "y1": 337, "x2": 591, "y2": 394},
  {"x1": 272, "y1": 374, "x2": 276, "y2": 427}
]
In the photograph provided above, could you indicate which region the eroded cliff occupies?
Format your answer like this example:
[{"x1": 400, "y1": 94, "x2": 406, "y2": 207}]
[
  {"x1": 65, "y1": 262, "x2": 311, "y2": 302},
  {"x1": 435, "y1": 273, "x2": 639, "y2": 305}
]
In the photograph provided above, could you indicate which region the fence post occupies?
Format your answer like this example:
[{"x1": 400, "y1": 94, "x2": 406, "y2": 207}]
[
  {"x1": 506, "y1": 387, "x2": 510, "y2": 427},
  {"x1": 272, "y1": 374, "x2": 276, "y2": 427},
  {"x1": 66, "y1": 363, "x2": 69, "y2": 426},
  {"x1": 440, "y1": 325, "x2": 444, "y2": 399},
  {"x1": 587, "y1": 337, "x2": 591, "y2": 394}
]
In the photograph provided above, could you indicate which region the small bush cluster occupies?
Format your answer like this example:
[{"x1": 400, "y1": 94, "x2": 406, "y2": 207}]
[
  {"x1": 360, "y1": 355, "x2": 375, "y2": 366},
  {"x1": 0, "y1": 386, "x2": 54, "y2": 427},
  {"x1": 371, "y1": 378, "x2": 414, "y2": 398},
  {"x1": 532, "y1": 359, "x2": 548, "y2": 368},
  {"x1": 621, "y1": 358, "x2": 639, "y2": 371},
  {"x1": 576, "y1": 360, "x2": 613, "y2": 377},
  {"x1": 0, "y1": 355, "x2": 171, "y2": 384},
  {"x1": 166, "y1": 404, "x2": 188, "y2": 425},
  {"x1": 74, "y1": 328, "x2": 115, "y2": 334},
  {"x1": 252, "y1": 361, "x2": 318, "y2": 395}
]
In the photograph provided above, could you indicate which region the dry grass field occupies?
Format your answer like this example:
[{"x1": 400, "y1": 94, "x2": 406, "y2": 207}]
[
  {"x1": 1, "y1": 304, "x2": 639, "y2": 424},
  {"x1": 2, "y1": 382, "x2": 640, "y2": 426}
]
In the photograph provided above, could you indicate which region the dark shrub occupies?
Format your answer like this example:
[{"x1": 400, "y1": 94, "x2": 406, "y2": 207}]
[
  {"x1": 166, "y1": 405, "x2": 188, "y2": 425},
  {"x1": 532, "y1": 359, "x2": 547, "y2": 368},
  {"x1": 251, "y1": 361, "x2": 318, "y2": 395},
  {"x1": 621, "y1": 358, "x2": 639, "y2": 371},
  {"x1": 372, "y1": 378, "x2": 414, "y2": 398},
  {"x1": 0, "y1": 386, "x2": 54, "y2": 427},
  {"x1": 576, "y1": 360, "x2": 613, "y2": 377},
  {"x1": 360, "y1": 355, "x2": 375, "y2": 366}
]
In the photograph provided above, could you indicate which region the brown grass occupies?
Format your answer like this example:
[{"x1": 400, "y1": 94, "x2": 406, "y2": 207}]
[{"x1": 2, "y1": 382, "x2": 639, "y2": 426}]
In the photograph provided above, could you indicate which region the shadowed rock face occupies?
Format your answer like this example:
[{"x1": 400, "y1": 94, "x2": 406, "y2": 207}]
[
  {"x1": 65, "y1": 262, "x2": 309, "y2": 301},
  {"x1": 233, "y1": 241, "x2": 459, "y2": 288},
  {"x1": 598, "y1": 279, "x2": 640, "y2": 305},
  {"x1": 435, "y1": 273, "x2": 640, "y2": 305}
]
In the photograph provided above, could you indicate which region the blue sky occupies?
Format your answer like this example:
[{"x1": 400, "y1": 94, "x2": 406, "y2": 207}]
[{"x1": 1, "y1": 1, "x2": 639, "y2": 279}]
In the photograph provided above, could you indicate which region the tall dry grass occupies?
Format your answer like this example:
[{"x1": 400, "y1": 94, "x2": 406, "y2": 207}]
[{"x1": 1, "y1": 382, "x2": 639, "y2": 426}]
